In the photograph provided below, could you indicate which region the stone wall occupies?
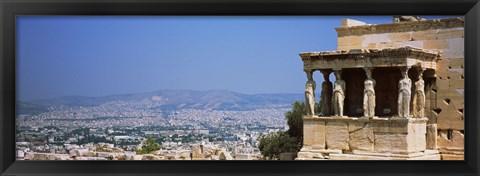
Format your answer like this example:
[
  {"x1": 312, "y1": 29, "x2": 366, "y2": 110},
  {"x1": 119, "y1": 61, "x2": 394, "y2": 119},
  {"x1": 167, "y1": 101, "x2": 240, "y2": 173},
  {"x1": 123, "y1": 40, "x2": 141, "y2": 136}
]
[
  {"x1": 298, "y1": 116, "x2": 439, "y2": 160},
  {"x1": 303, "y1": 117, "x2": 427, "y2": 152},
  {"x1": 335, "y1": 18, "x2": 464, "y2": 160}
]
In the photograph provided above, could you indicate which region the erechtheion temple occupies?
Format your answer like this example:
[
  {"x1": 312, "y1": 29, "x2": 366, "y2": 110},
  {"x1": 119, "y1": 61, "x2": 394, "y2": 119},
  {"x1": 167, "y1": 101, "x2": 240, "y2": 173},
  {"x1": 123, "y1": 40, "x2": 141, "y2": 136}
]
[{"x1": 297, "y1": 16, "x2": 464, "y2": 160}]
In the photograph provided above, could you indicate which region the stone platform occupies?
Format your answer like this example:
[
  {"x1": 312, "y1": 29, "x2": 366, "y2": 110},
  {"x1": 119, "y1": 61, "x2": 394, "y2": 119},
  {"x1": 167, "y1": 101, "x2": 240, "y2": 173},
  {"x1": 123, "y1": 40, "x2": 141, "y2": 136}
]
[
  {"x1": 297, "y1": 149, "x2": 440, "y2": 160},
  {"x1": 297, "y1": 115, "x2": 440, "y2": 160}
]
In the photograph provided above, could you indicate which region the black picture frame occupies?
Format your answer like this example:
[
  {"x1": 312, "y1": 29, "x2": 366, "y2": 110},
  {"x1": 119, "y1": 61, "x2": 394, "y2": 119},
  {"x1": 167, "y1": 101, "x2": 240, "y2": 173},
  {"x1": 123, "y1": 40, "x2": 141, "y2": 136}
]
[{"x1": 1, "y1": 0, "x2": 479, "y2": 176}]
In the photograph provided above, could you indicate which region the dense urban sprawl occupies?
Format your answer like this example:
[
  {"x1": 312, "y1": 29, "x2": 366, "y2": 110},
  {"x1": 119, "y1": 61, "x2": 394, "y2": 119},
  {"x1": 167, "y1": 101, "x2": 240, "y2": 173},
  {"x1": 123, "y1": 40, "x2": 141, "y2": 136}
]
[{"x1": 16, "y1": 98, "x2": 291, "y2": 160}]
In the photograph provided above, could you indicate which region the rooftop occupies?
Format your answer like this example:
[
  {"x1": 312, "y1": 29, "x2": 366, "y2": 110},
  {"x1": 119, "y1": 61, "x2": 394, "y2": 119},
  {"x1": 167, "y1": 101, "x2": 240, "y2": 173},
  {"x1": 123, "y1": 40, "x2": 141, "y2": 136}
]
[
  {"x1": 300, "y1": 46, "x2": 441, "y2": 60},
  {"x1": 300, "y1": 46, "x2": 441, "y2": 70},
  {"x1": 336, "y1": 17, "x2": 464, "y2": 37}
]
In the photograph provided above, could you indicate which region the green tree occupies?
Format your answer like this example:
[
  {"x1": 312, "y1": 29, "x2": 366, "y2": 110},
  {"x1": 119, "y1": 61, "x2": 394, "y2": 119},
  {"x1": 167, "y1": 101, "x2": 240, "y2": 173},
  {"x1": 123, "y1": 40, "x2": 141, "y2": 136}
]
[
  {"x1": 285, "y1": 102, "x2": 305, "y2": 141},
  {"x1": 259, "y1": 101, "x2": 311, "y2": 160},
  {"x1": 136, "y1": 137, "x2": 161, "y2": 154},
  {"x1": 258, "y1": 131, "x2": 298, "y2": 160}
]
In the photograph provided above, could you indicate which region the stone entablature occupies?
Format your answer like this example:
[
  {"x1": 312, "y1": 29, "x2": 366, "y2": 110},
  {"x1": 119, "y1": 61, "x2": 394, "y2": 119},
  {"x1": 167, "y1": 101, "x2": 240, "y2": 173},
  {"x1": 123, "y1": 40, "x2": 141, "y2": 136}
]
[
  {"x1": 300, "y1": 46, "x2": 441, "y2": 71},
  {"x1": 335, "y1": 18, "x2": 464, "y2": 37}
]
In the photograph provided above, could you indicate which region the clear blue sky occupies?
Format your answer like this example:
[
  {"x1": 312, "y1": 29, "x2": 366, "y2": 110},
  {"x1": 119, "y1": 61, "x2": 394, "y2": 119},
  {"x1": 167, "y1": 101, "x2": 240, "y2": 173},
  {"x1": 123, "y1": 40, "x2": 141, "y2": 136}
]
[{"x1": 16, "y1": 16, "x2": 458, "y2": 101}]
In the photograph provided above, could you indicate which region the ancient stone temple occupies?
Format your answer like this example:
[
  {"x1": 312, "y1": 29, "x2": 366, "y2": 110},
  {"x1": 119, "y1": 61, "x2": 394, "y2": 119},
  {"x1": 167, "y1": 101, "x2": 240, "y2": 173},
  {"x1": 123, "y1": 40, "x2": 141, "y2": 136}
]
[{"x1": 297, "y1": 17, "x2": 464, "y2": 160}]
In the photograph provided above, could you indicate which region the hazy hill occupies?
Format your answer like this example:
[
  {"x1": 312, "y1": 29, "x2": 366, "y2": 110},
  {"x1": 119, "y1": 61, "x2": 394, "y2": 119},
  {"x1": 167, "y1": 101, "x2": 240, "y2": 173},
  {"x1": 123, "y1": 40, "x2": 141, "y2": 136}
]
[
  {"x1": 16, "y1": 101, "x2": 49, "y2": 115},
  {"x1": 27, "y1": 89, "x2": 304, "y2": 111}
]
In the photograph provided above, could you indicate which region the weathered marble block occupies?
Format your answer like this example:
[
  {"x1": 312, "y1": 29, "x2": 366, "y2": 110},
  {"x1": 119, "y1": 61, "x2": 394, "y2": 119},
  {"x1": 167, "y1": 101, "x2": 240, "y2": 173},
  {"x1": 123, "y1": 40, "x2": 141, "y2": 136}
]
[
  {"x1": 303, "y1": 120, "x2": 326, "y2": 149},
  {"x1": 348, "y1": 122, "x2": 374, "y2": 151},
  {"x1": 373, "y1": 118, "x2": 427, "y2": 153},
  {"x1": 326, "y1": 121, "x2": 350, "y2": 150},
  {"x1": 374, "y1": 133, "x2": 409, "y2": 153},
  {"x1": 372, "y1": 118, "x2": 410, "y2": 134},
  {"x1": 426, "y1": 125, "x2": 438, "y2": 149}
]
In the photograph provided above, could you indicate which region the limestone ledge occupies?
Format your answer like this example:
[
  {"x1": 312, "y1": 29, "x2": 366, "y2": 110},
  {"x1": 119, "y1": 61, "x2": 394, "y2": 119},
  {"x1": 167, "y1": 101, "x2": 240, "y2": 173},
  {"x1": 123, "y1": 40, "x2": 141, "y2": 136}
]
[
  {"x1": 303, "y1": 115, "x2": 428, "y2": 123},
  {"x1": 297, "y1": 149, "x2": 343, "y2": 159},
  {"x1": 335, "y1": 18, "x2": 464, "y2": 37},
  {"x1": 300, "y1": 46, "x2": 440, "y2": 57},
  {"x1": 329, "y1": 153, "x2": 440, "y2": 160},
  {"x1": 300, "y1": 46, "x2": 441, "y2": 63},
  {"x1": 351, "y1": 149, "x2": 438, "y2": 158},
  {"x1": 441, "y1": 153, "x2": 464, "y2": 160},
  {"x1": 300, "y1": 46, "x2": 441, "y2": 71},
  {"x1": 297, "y1": 149, "x2": 441, "y2": 160},
  {"x1": 300, "y1": 148, "x2": 342, "y2": 154}
]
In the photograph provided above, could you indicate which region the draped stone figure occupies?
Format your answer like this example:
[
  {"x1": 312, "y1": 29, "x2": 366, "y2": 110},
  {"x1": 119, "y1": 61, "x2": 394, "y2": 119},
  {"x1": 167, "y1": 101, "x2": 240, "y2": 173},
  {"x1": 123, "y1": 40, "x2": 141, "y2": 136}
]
[
  {"x1": 393, "y1": 16, "x2": 425, "y2": 23},
  {"x1": 413, "y1": 73, "x2": 425, "y2": 118},
  {"x1": 319, "y1": 70, "x2": 332, "y2": 116},
  {"x1": 398, "y1": 68, "x2": 412, "y2": 118},
  {"x1": 332, "y1": 70, "x2": 346, "y2": 116},
  {"x1": 305, "y1": 71, "x2": 316, "y2": 116},
  {"x1": 363, "y1": 69, "x2": 376, "y2": 117}
]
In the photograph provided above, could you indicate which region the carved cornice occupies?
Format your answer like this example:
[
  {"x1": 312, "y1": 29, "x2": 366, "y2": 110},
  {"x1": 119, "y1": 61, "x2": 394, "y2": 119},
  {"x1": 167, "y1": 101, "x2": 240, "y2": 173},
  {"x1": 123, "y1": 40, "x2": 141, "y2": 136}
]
[
  {"x1": 299, "y1": 46, "x2": 441, "y2": 62},
  {"x1": 335, "y1": 18, "x2": 464, "y2": 37}
]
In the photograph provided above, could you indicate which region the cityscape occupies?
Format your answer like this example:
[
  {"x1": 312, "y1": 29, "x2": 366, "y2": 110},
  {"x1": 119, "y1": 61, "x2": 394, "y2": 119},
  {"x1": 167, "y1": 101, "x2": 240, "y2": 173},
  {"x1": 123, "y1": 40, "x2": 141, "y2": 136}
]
[
  {"x1": 16, "y1": 16, "x2": 327, "y2": 161},
  {"x1": 16, "y1": 90, "x2": 301, "y2": 160}
]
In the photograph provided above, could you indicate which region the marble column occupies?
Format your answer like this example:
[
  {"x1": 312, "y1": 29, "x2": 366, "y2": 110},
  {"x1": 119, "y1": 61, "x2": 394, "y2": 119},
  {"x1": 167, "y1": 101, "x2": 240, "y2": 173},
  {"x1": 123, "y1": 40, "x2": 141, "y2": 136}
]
[
  {"x1": 363, "y1": 68, "x2": 376, "y2": 117},
  {"x1": 319, "y1": 70, "x2": 332, "y2": 116},
  {"x1": 332, "y1": 70, "x2": 346, "y2": 117},
  {"x1": 398, "y1": 67, "x2": 412, "y2": 118},
  {"x1": 305, "y1": 69, "x2": 316, "y2": 116},
  {"x1": 413, "y1": 68, "x2": 426, "y2": 118}
]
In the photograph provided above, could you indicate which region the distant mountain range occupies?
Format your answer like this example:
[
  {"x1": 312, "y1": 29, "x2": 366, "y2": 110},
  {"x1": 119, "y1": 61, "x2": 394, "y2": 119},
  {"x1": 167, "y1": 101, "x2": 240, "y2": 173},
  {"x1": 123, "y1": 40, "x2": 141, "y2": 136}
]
[
  {"x1": 18, "y1": 90, "x2": 304, "y2": 114},
  {"x1": 16, "y1": 101, "x2": 50, "y2": 115}
]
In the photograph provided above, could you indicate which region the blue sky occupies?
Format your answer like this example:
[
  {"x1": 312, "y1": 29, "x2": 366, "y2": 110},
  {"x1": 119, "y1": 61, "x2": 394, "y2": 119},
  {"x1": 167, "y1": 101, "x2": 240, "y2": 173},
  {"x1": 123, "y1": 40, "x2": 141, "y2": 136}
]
[{"x1": 16, "y1": 16, "x2": 459, "y2": 101}]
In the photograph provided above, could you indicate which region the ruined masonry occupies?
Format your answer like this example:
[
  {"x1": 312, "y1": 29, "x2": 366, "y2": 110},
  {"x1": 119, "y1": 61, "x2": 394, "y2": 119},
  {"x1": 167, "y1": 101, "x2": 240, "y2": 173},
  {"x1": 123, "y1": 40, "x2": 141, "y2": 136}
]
[{"x1": 296, "y1": 17, "x2": 464, "y2": 160}]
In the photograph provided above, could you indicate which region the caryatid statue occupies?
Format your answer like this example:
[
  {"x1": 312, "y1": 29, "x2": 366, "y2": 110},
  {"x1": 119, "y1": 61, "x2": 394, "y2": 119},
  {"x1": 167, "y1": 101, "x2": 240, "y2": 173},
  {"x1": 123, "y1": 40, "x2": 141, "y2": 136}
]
[
  {"x1": 304, "y1": 70, "x2": 316, "y2": 116},
  {"x1": 413, "y1": 70, "x2": 426, "y2": 118},
  {"x1": 319, "y1": 70, "x2": 332, "y2": 116},
  {"x1": 363, "y1": 68, "x2": 376, "y2": 117},
  {"x1": 398, "y1": 68, "x2": 412, "y2": 118},
  {"x1": 332, "y1": 70, "x2": 346, "y2": 117}
]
